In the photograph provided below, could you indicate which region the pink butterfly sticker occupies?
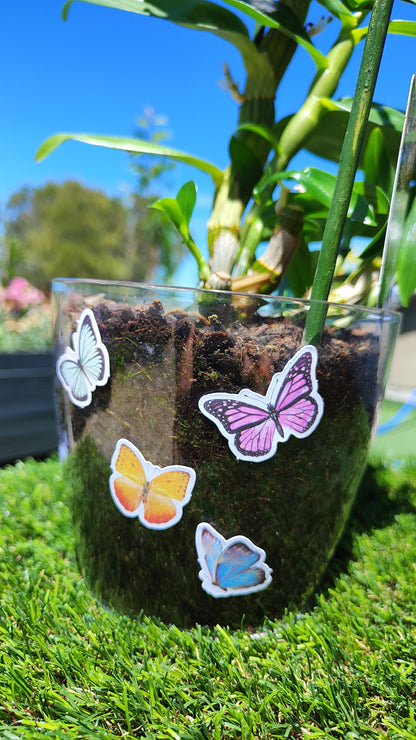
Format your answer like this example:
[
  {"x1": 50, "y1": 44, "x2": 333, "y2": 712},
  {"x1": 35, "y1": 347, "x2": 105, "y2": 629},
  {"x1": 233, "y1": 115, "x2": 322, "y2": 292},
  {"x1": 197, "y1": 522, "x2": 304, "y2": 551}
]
[{"x1": 198, "y1": 345, "x2": 324, "y2": 462}]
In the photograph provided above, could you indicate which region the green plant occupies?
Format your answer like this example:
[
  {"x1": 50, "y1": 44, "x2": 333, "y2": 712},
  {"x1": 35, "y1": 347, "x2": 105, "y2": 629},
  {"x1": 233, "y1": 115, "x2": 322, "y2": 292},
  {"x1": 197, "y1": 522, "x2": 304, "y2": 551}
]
[{"x1": 36, "y1": 0, "x2": 416, "y2": 340}]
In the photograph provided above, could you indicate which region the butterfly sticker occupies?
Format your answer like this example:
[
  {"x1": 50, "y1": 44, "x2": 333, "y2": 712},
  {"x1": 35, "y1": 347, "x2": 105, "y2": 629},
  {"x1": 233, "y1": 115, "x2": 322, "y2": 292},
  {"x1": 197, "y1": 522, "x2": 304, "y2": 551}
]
[
  {"x1": 109, "y1": 438, "x2": 196, "y2": 530},
  {"x1": 56, "y1": 308, "x2": 110, "y2": 408},
  {"x1": 198, "y1": 345, "x2": 323, "y2": 462},
  {"x1": 195, "y1": 522, "x2": 272, "y2": 598}
]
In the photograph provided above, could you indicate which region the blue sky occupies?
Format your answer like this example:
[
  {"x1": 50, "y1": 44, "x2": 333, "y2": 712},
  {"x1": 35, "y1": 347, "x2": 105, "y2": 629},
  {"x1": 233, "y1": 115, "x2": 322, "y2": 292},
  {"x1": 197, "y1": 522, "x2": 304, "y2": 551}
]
[{"x1": 2, "y1": 0, "x2": 415, "y2": 284}]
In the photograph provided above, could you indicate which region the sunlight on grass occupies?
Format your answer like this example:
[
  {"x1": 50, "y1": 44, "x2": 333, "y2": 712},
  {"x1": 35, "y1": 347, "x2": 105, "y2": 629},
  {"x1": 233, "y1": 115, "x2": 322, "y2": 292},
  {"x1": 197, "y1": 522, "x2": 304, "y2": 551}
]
[
  {"x1": 372, "y1": 399, "x2": 416, "y2": 459},
  {"x1": 0, "y1": 455, "x2": 416, "y2": 738}
]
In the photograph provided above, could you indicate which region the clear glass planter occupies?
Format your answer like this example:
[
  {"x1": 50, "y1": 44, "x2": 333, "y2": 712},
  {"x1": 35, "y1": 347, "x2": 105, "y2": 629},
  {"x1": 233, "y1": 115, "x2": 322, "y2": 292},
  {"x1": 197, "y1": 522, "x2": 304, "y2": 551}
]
[{"x1": 52, "y1": 278, "x2": 400, "y2": 626}]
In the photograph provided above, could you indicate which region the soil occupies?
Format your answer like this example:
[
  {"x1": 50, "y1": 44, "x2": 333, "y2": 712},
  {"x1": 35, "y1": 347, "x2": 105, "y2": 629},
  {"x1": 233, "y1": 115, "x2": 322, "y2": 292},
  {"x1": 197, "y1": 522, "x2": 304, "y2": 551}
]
[{"x1": 59, "y1": 296, "x2": 385, "y2": 627}]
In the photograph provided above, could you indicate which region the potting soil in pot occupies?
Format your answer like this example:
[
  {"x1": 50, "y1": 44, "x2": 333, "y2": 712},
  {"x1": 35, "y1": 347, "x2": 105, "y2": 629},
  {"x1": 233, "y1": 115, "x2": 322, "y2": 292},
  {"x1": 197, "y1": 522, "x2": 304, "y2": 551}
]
[{"x1": 56, "y1": 296, "x2": 385, "y2": 627}]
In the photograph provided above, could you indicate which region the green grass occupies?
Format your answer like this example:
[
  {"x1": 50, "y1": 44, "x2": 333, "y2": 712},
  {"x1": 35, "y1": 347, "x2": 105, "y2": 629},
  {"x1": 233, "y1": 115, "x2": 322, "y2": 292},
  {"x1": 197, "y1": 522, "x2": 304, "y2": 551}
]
[
  {"x1": 372, "y1": 400, "x2": 416, "y2": 460},
  {"x1": 1, "y1": 454, "x2": 416, "y2": 739},
  {"x1": 0, "y1": 305, "x2": 52, "y2": 352}
]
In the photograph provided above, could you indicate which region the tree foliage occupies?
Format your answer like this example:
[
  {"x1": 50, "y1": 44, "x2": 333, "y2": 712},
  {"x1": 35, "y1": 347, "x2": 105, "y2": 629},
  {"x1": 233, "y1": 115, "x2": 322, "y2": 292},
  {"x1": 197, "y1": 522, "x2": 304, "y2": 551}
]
[{"x1": 3, "y1": 180, "x2": 184, "y2": 292}]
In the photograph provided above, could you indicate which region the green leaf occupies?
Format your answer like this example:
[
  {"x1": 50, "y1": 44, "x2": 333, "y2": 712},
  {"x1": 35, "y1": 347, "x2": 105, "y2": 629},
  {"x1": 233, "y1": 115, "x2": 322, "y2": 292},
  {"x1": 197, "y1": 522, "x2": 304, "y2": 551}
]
[
  {"x1": 315, "y1": 0, "x2": 354, "y2": 19},
  {"x1": 61, "y1": 0, "x2": 311, "y2": 93},
  {"x1": 236, "y1": 122, "x2": 281, "y2": 155},
  {"x1": 353, "y1": 19, "x2": 416, "y2": 43},
  {"x1": 35, "y1": 133, "x2": 223, "y2": 188},
  {"x1": 222, "y1": 0, "x2": 328, "y2": 72},
  {"x1": 151, "y1": 197, "x2": 189, "y2": 237},
  {"x1": 284, "y1": 167, "x2": 389, "y2": 225},
  {"x1": 353, "y1": 182, "x2": 390, "y2": 217},
  {"x1": 356, "y1": 222, "x2": 387, "y2": 259},
  {"x1": 229, "y1": 135, "x2": 264, "y2": 203},
  {"x1": 62, "y1": 0, "x2": 279, "y2": 98},
  {"x1": 387, "y1": 19, "x2": 416, "y2": 37},
  {"x1": 176, "y1": 181, "x2": 197, "y2": 228},
  {"x1": 63, "y1": 0, "x2": 249, "y2": 38},
  {"x1": 297, "y1": 98, "x2": 403, "y2": 167},
  {"x1": 397, "y1": 197, "x2": 416, "y2": 306},
  {"x1": 151, "y1": 184, "x2": 210, "y2": 281},
  {"x1": 62, "y1": 0, "x2": 286, "y2": 96},
  {"x1": 363, "y1": 127, "x2": 394, "y2": 194},
  {"x1": 286, "y1": 238, "x2": 318, "y2": 297}
]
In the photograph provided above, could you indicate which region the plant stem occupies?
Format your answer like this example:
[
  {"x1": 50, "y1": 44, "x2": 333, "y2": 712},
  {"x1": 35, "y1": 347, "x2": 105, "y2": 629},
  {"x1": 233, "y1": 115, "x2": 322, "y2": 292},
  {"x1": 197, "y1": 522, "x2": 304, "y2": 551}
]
[
  {"x1": 276, "y1": 32, "x2": 357, "y2": 171},
  {"x1": 303, "y1": 0, "x2": 394, "y2": 346},
  {"x1": 236, "y1": 20, "x2": 362, "y2": 277},
  {"x1": 207, "y1": 0, "x2": 311, "y2": 278}
]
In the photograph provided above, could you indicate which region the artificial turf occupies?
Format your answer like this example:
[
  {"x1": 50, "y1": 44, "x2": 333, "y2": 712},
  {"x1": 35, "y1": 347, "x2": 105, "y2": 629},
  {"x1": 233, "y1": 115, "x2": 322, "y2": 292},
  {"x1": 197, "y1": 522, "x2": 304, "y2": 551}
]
[
  {"x1": 372, "y1": 399, "x2": 416, "y2": 460},
  {"x1": 1, "y1": 453, "x2": 416, "y2": 739}
]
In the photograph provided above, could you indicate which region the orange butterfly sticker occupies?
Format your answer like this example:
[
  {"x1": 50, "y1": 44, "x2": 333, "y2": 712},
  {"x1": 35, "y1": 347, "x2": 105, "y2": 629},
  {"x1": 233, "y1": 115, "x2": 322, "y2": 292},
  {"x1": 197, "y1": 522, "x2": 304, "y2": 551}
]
[{"x1": 109, "y1": 438, "x2": 196, "y2": 530}]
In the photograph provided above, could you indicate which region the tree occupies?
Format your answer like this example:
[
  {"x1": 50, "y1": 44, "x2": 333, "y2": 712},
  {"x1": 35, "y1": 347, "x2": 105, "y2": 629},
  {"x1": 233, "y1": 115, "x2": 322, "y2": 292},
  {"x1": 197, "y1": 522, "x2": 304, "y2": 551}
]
[
  {"x1": 3, "y1": 179, "x2": 184, "y2": 293},
  {"x1": 126, "y1": 108, "x2": 185, "y2": 284}
]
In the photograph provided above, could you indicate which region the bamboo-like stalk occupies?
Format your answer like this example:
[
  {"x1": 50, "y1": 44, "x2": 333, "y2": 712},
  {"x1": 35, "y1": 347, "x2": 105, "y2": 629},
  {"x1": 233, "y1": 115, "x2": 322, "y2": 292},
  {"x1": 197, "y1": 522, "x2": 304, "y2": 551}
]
[
  {"x1": 206, "y1": 0, "x2": 311, "y2": 286},
  {"x1": 303, "y1": 0, "x2": 394, "y2": 345},
  {"x1": 235, "y1": 18, "x2": 362, "y2": 279}
]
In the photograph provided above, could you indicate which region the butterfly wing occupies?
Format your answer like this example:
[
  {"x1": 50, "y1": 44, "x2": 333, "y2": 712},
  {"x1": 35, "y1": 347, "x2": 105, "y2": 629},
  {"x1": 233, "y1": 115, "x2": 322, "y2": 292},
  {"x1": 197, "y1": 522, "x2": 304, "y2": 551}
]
[
  {"x1": 56, "y1": 308, "x2": 110, "y2": 408},
  {"x1": 195, "y1": 523, "x2": 272, "y2": 598},
  {"x1": 216, "y1": 543, "x2": 262, "y2": 589},
  {"x1": 199, "y1": 346, "x2": 323, "y2": 462},
  {"x1": 234, "y1": 413, "x2": 279, "y2": 460},
  {"x1": 271, "y1": 346, "x2": 323, "y2": 440},
  {"x1": 76, "y1": 310, "x2": 109, "y2": 385},
  {"x1": 198, "y1": 395, "x2": 279, "y2": 462},
  {"x1": 57, "y1": 349, "x2": 91, "y2": 407},
  {"x1": 196, "y1": 523, "x2": 225, "y2": 587},
  {"x1": 217, "y1": 539, "x2": 271, "y2": 594},
  {"x1": 112, "y1": 475, "x2": 144, "y2": 515},
  {"x1": 144, "y1": 468, "x2": 196, "y2": 529},
  {"x1": 109, "y1": 438, "x2": 195, "y2": 530},
  {"x1": 109, "y1": 439, "x2": 147, "y2": 517}
]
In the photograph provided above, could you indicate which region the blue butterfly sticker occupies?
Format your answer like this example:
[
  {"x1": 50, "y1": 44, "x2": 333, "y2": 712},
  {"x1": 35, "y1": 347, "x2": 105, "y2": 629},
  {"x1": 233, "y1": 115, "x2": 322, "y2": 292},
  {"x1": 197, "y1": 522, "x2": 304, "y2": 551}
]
[
  {"x1": 56, "y1": 308, "x2": 110, "y2": 408},
  {"x1": 195, "y1": 522, "x2": 272, "y2": 598}
]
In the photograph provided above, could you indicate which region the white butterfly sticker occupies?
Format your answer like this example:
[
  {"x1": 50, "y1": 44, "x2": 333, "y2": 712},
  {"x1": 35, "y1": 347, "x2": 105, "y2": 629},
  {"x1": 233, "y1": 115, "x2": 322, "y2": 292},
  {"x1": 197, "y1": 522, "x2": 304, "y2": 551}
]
[{"x1": 56, "y1": 308, "x2": 110, "y2": 408}]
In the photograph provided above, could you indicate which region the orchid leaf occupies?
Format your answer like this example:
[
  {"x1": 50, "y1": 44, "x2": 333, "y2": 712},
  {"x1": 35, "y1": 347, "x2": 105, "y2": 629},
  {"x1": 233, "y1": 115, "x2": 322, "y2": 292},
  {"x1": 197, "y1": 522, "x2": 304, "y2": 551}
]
[
  {"x1": 315, "y1": 0, "x2": 354, "y2": 18},
  {"x1": 385, "y1": 19, "x2": 416, "y2": 36},
  {"x1": 294, "y1": 98, "x2": 404, "y2": 166},
  {"x1": 397, "y1": 197, "x2": 416, "y2": 306},
  {"x1": 151, "y1": 197, "x2": 190, "y2": 237},
  {"x1": 229, "y1": 136, "x2": 264, "y2": 203},
  {"x1": 62, "y1": 1, "x2": 283, "y2": 100},
  {"x1": 282, "y1": 168, "x2": 389, "y2": 225},
  {"x1": 363, "y1": 126, "x2": 394, "y2": 194},
  {"x1": 62, "y1": 0, "x2": 249, "y2": 37},
  {"x1": 176, "y1": 180, "x2": 197, "y2": 228},
  {"x1": 236, "y1": 122, "x2": 281, "y2": 155},
  {"x1": 286, "y1": 239, "x2": 318, "y2": 298},
  {"x1": 353, "y1": 19, "x2": 416, "y2": 43},
  {"x1": 222, "y1": 0, "x2": 328, "y2": 72},
  {"x1": 356, "y1": 222, "x2": 387, "y2": 259},
  {"x1": 62, "y1": 0, "x2": 323, "y2": 87},
  {"x1": 35, "y1": 133, "x2": 224, "y2": 188},
  {"x1": 151, "y1": 182, "x2": 210, "y2": 281}
]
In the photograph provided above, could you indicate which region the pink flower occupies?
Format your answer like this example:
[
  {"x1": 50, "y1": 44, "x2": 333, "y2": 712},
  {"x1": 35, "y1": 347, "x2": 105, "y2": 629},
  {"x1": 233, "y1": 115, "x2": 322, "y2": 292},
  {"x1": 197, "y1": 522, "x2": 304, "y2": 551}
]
[{"x1": 2, "y1": 277, "x2": 45, "y2": 311}]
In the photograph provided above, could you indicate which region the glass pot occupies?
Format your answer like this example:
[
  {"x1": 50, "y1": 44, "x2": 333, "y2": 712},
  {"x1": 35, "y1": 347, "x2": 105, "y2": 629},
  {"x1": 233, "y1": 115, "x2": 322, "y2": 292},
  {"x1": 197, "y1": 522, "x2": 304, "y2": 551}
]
[{"x1": 53, "y1": 278, "x2": 400, "y2": 627}]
